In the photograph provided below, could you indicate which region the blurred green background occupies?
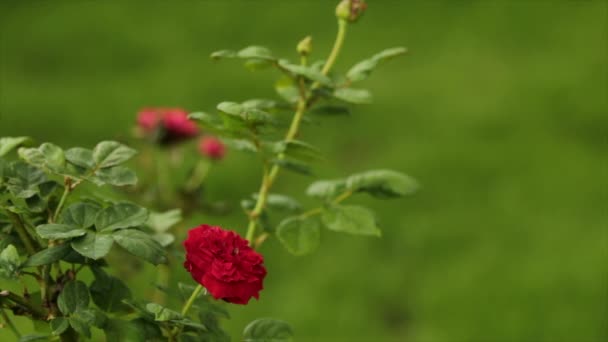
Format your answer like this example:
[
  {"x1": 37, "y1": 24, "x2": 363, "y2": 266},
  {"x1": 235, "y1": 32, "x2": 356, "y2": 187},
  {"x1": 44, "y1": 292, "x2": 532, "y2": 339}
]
[{"x1": 1, "y1": 0, "x2": 607, "y2": 341}]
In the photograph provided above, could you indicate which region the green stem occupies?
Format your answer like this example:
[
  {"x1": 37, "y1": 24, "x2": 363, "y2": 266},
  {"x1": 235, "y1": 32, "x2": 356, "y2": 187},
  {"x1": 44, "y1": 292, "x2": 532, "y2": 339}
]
[
  {"x1": 52, "y1": 184, "x2": 70, "y2": 223},
  {"x1": 1, "y1": 291, "x2": 47, "y2": 319},
  {"x1": 168, "y1": 284, "x2": 204, "y2": 339},
  {"x1": 244, "y1": 19, "x2": 349, "y2": 245},
  {"x1": 7, "y1": 212, "x2": 37, "y2": 255},
  {"x1": 0, "y1": 308, "x2": 20, "y2": 338},
  {"x1": 184, "y1": 159, "x2": 211, "y2": 193}
]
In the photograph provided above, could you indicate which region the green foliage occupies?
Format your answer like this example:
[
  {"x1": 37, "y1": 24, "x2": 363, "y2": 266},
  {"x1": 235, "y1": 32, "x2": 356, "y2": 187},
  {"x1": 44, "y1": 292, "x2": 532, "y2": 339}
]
[
  {"x1": 112, "y1": 229, "x2": 167, "y2": 265},
  {"x1": 322, "y1": 204, "x2": 381, "y2": 236},
  {"x1": 346, "y1": 47, "x2": 407, "y2": 82},
  {"x1": 243, "y1": 318, "x2": 294, "y2": 342},
  {"x1": 22, "y1": 244, "x2": 72, "y2": 267},
  {"x1": 0, "y1": 244, "x2": 20, "y2": 279},
  {"x1": 0, "y1": 136, "x2": 33, "y2": 157},
  {"x1": 276, "y1": 216, "x2": 321, "y2": 256}
]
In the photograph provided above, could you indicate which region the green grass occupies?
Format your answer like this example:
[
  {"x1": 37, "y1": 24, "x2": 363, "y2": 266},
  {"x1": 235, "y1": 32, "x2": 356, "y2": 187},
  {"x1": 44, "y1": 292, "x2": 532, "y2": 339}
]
[{"x1": 1, "y1": 1, "x2": 606, "y2": 341}]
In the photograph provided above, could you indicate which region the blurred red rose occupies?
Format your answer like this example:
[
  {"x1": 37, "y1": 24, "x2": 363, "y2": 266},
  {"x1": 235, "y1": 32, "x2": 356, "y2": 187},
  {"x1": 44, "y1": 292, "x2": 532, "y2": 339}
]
[
  {"x1": 198, "y1": 136, "x2": 226, "y2": 160},
  {"x1": 136, "y1": 107, "x2": 199, "y2": 144},
  {"x1": 162, "y1": 109, "x2": 199, "y2": 138},
  {"x1": 137, "y1": 108, "x2": 161, "y2": 132},
  {"x1": 183, "y1": 225, "x2": 266, "y2": 305}
]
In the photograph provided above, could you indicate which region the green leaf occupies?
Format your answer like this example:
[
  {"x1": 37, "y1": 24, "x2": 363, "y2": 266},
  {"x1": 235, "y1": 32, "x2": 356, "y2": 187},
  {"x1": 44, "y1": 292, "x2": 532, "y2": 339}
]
[
  {"x1": 23, "y1": 244, "x2": 72, "y2": 267},
  {"x1": 71, "y1": 232, "x2": 114, "y2": 260},
  {"x1": 95, "y1": 202, "x2": 149, "y2": 232},
  {"x1": 347, "y1": 47, "x2": 407, "y2": 82},
  {"x1": 18, "y1": 334, "x2": 50, "y2": 342},
  {"x1": 243, "y1": 318, "x2": 294, "y2": 342},
  {"x1": 271, "y1": 158, "x2": 312, "y2": 175},
  {"x1": 36, "y1": 224, "x2": 87, "y2": 239},
  {"x1": 275, "y1": 76, "x2": 300, "y2": 103},
  {"x1": 306, "y1": 179, "x2": 347, "y2": 199},
  {"x1": 62, "y1": 202, "x2": 100, "y2": 228},
  {"x1": 333, "y1": 88, "x2": 372, "y2": 104},
  {"x1": 112, "y1": 229, "x2": 167, "y2": 265},
  {"x1": 0, "y1": 136, "x2": 33, "y2": 157},
  {"x1": 253, "y1": 193, "x2": 301, "y2": 212},
  {"x1": 90, "y1": 270, "x2": 132, "y2": 312},
  {"x1": 95, "y1": 166, "x2": 138, "y2": 186},
  {"x1": 188, "y1": 111, "x2": 223, "y2": 129},
  {"x1": 153, "y1": 233, "x2": 175, "y2": 247},
  {"x1": 58, "y1": 280, "x2": 90, "y2": 314},
  {"x1": 222, "y1": 138, "x2": 258, "y2": 153},
  {"x1": 50, "y1": 317, "x2": 69, "y2": 336},
  {"x1": 69, "y1": 317, "x2": 91, "y2": 338},
  {"x1": 146, "y1": 209, "x2": 181, "y2": 233},
  {"x1": 18, "y1": 143, "x2": 66, "y2": 173},
  {"x1": 276, "y1": 216, "x2": 321, "y2": 256},
  {"x1": 92, "y1": 141, "x2": 137, "y2": 168},
  {"x1": 0, "y1": 244, "x2": 20, "y2": 279},
  {"x1": 278, "y1": 60, "x2": 333, "y2": 86},
  {"x1": 321, "y1": 205, "x2": 380, "y2": 236},
  {"x1": 217, "y1": 101, "x2": 243, "y2": 116},
  {"x1": 210, "y1": 49, "x2": 237, "y2": 59},
  {"x1": 65, "y1": 147, "x2": 95, "y2": 169},
  {"x1": 346, "y1": 169, "x2": 419, "y2": 198},
  {"x1": 145, "y1": 303, "x2": 182, "y2": 321},
  {"x1": 310, "y1": 105, "x2": 351, "y2": 116},
  {"x1": 273, "y1": 140, "x2": 323, "y2": 161},
  {"x1": 5, "y1": 162, "x2": 47, "y2": 198},
  {"x1": 237, "y1": 46, "x2": 275, "y2": 60}
]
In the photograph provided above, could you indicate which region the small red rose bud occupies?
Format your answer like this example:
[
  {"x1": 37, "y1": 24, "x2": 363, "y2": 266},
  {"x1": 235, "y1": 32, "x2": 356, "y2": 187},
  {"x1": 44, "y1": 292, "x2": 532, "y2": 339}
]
[
  {"x1": 183, "y1": 225, "x2": 266, "y2": 305},
  {"x1": 137, "y1": 108, "x2": 160, "y2": 132},
  {"x1": 198, "y1": 136, "x2": 226, "y2": 160}
]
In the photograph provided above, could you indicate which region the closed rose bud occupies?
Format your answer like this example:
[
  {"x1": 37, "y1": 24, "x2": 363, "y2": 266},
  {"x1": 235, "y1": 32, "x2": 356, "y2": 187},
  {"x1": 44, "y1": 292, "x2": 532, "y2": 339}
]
[
  {"x1": 136, "y1": 108, "x2": 160, "y2": 132},
  {"x1": 183, "y1": 225, "x2": 266, "y2": 305},
  {"x1": 297, "y1": 36, "x2": 313, "y2": 56},
  {"x1": 335, "y1": 0, "x2": 367, "y2": 22},
  {"x1": 199, "y1": 136, "x2": 226, "y2": 160}
]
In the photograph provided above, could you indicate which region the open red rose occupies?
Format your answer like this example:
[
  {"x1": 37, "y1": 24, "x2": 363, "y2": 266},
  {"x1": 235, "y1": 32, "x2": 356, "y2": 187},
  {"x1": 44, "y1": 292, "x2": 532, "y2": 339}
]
[
  {"x1": 136, "y1": 107, "x2": 199, "y2": 144},
  {"x1": 183, "y1": 225, "x2": 266, "y2": 305},
  {"x1": 198, "y1": 136, "x2": 226, "y2": 160}
]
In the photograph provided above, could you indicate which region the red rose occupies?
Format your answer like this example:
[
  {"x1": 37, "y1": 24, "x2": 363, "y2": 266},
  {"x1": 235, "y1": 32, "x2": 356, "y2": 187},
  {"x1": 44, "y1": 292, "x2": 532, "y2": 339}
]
[
  {"x1": 183, "y1": 225, "x2": 266, "y2": 305},
  {"x1": 135, "y1": 107, "x2": 199, "y2": 144},
  {"x1": 198, "y1": 136, "x2": 226, "y2": 160}
]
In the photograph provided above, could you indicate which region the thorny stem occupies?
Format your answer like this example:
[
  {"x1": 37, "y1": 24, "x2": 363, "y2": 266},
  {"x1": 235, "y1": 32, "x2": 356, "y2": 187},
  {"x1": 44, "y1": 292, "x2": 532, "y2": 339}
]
[
  {"x1": 245, "y1": 19, "x2": 349, "y2": 245},
  {"x1": 1, "y1": 308, "x2": 20, "y2": 338}
]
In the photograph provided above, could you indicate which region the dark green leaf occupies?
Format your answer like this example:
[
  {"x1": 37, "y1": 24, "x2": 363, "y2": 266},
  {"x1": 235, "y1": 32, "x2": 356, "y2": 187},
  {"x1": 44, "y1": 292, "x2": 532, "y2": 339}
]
[
  {"x1": 346, "y1": 169, "x2": 419, "y2": 198},
  {"x1": 0, "y1": 136, "x2": 33, "y2": 157},
  {"x1": 112, "y1": 229, "x2": 167, "y2": 265},
  {"x1": 58, "y1": 280, "x2": 90, "y2": 314},
  {"x1": 90, "y1": 271, "x2": 132, "y2": 312},
  {"x1": 36, "y1": 224, "x2": 86, "y2": 239},
  {"x1": 321, "y1": 205, "x2": 380, "y2": 236},
  {"x1": 276, "y1": 216, "x2": 321, "y2": 256},
  {"x1": 71, "y1": 232, "x2": 114, "y2": 260},
  {"x1": 92, "y1": 141, "x2": 137, "y2": 168},
  {"x1": 5, "y1": 162, "x2": 47, "y2": 198},
  {"x1": 103, "y1": 318, "x2": 147, "y2": 342},
  {"x1": 333, "y1": 88, "x2": 372, "y2": 104},
  {"x1": 243, "y1": 318, "x2": 294, "y2": 342},
  {"x1": 273, "y1": 140, "x2": 323, "y2": 161},
  {"x1": 62, "y1": 202, "x2": 100, "y2": 228},
  {"x1": 310, "y1": 105, "x2": 351, "y2": 116},
  {"x1": 306, "y1": 179, "x2": 347, "y2": 199},
  {"x1": 69, "y1": 317, "x2": 91, "y2": 338},
  {"x1": 95, "y1": 202, "x2": 148, "y2": 232},
  {"x1": 23, "y1": 244, "x2": 72, "y2": 267},
  {"x1": 271, "y1": 158, "x2": 312, "y2": 175},
  {"x1": 50, "y1": 317, "x2": 69, "y2": 336}
]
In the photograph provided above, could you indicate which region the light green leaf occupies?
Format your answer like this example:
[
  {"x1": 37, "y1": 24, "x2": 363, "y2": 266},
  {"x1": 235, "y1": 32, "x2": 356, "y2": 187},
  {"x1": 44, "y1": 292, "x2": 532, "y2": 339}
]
[
  {"x1": 58, "y1": 280, "x2": 90, "y2": 314},
  {"x1": 95, "y1": 202, "x2": 149, "y2": 232},
  {"x1": 321, "y1": 205, "x2": 380, "y2": 236},
  {"x1": 237, "y1": 46, "x2": 275, "y2": 60},
  {"x1": 18, "y1": 143, "x2": 65, "y2": 173},
  {"x1": 347, "y1": 47, "x2": 407, "y2": 82},
  {"x1": 217, "y1": 101, "x2": 244, "y2": 116},
  {"x1": 112, "y1": 229, "x2": 167, "y2": 265},
  {"x1": 65, "y1": 147, "x2": 95, "y2": 169},
  {"x1": 95, "y1": 166, "x2": 138, "y2": 186},
  {"x1": 210, "y1": 49, "x2": 236, "y2": 59},
  {"x1": 278, "y1": 60, "x2": 333, "y2": 86},
  {"x1": 275, "y1": 76, "x2": 300, "y2": 103},
  {"x1": 17, "y1": 334, "x2": 50, "y2": 342},
  {"x1": 306, "y1": 179, "x2": 347, "y2": 199},
  {"x1": 253, "y1": 193, "x2": 301, "y2": 212},
  {"x1": 0, "y1": 136, "x2": 33, "y2": 157},
  {"x1": 36, "y1": 224, "x2": 87, "y2": 239},
  {"x1": 0, "y1": 244, "x2": 20, "y2": 279},
  {"x1": 273, "y1": 140, "x2": 323, "y2": 161},
  {"x1": 71, "y1": 232, "x2": 114, "y2": 260},
  {"x1": 92, "y1": 141, "x2": 137, "y2": 168},
  {"x1": 23, "y1": 244, "x2": 72, "y2": 267},
  {"x1": 333, "y1": 88, "x2": 372, "y2": 104},
  {"x1": 146, "y1": 209, "x2": 181, "y2": 233},
  {"x1": 145, "y1": 303, "x2": 182, "y2": 321},
  {"x1": 223, "y1": 139, "x2": 258, "y2": 153},
  {"x1": 276, "y1": 216, "x2": 320, "y2": 256},
  {"x1": 346, "y1": 169, "x2": 418, "y2": 198},
  {"x1": 243, "y1": 318, "x2": 294, "y2": 342},
  {"x1": 61, "y1": 202, "x2": 100, "y2": 228}
]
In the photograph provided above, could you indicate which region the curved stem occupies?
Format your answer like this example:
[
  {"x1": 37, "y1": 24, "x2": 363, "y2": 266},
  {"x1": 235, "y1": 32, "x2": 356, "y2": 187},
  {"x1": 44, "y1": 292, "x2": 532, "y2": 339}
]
[
  {"x1": 180, "y1": 284, "x2": 204, "y2": 317},
  {"x1": 244, "y1": 18, "x2": 349, "y2": 246},
  {"x1": 52, "y1": 183, "x2": 71, "y2": 223}
]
